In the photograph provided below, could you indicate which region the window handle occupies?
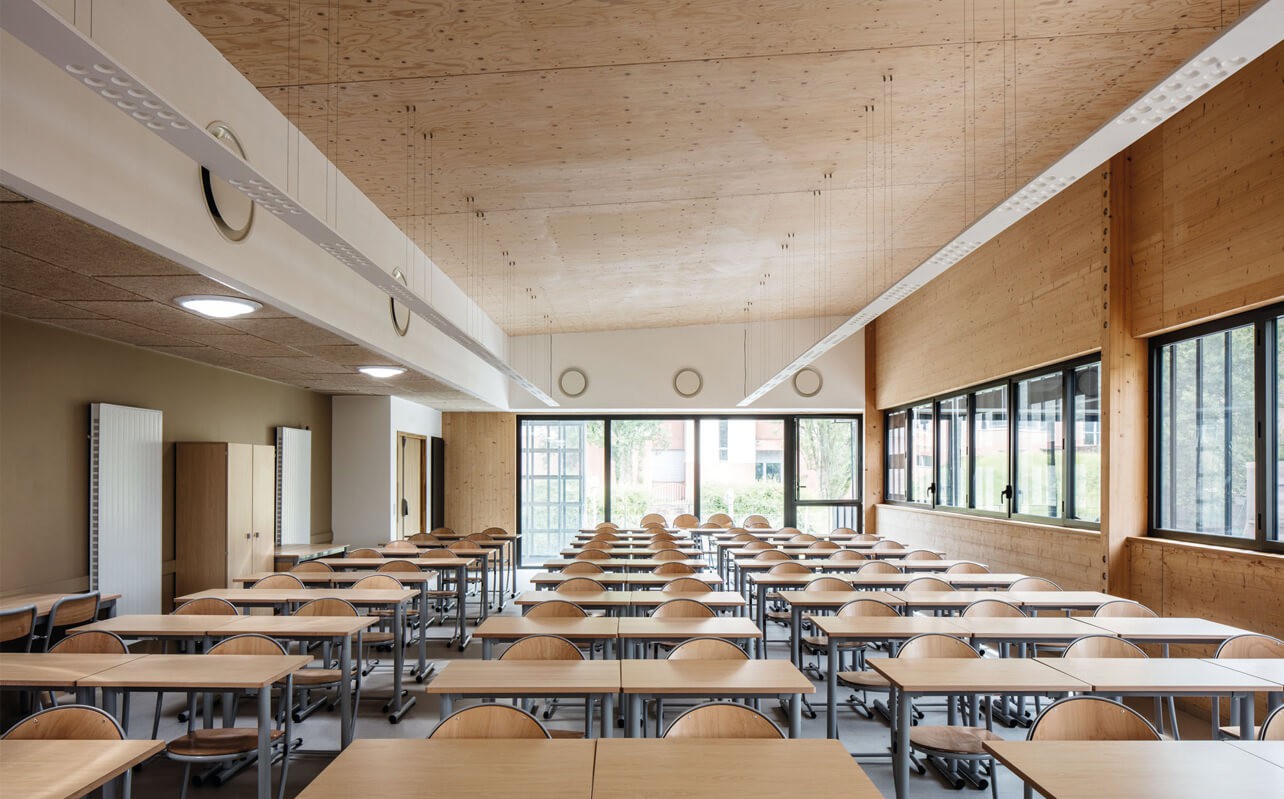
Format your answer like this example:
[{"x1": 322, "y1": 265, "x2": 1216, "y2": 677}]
[
  {"x1": 1000, "y1": 485, "x2": 1013, "y2": 502},
  {"x1": 928, "y1": 482, "x2": 936, "y2": 495}
]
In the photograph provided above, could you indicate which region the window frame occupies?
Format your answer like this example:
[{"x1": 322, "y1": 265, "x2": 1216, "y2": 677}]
[
  {"x1": 883, "y1": 354, "x2": 1101, "y2": 530},
  {"x1": 515, "y1": 413, "x2": 863, "y2": 565},
  {"x1": 1149, "y1": 303, "x2": 1283, "y2": 554}
]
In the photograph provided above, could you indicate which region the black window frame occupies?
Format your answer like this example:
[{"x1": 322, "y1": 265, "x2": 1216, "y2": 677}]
[
  {"x1": 515, "y1": 413, "x2": 863, "y2": 565},
  {"x1": 883, "y1": 354, "x2": 1101, "y2": 530},
  {"x1": 1149, "y1": 303, "x2": 1283, "y2": 554}
]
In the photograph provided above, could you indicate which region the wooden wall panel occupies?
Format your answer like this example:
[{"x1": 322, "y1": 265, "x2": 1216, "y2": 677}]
[
  {"x1": 874, "y1": 173, "x2": 1103, "y2": 409},
  {"x1": 876, "y1": 506, "x2": 1101, "y2": 590},
  {"x1": 1130, "y1": 43, "x2": 1284, "y2": 336},
  {"x1": 441, "y1": 412, "x2": 517, "y2": 535}
]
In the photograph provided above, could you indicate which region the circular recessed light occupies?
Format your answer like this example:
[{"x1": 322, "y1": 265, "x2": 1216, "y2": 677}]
[
  {"x1": 359, "y1": 366, "x2": 406, "y2": 379},
  {"x1": 176, "y1": 295, "x2": 262, "y2": 318}
]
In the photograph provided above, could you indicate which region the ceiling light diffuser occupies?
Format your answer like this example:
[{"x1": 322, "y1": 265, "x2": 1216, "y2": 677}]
[
  {"x1": 358, "y1": 366, "x2": 406, "y2": 379},
  {"x1": 176, "y1": 295, "x2": 261, "y2": 318}
]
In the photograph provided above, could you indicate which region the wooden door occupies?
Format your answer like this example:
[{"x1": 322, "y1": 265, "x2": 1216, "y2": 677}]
[
  {"x1": 430, "y1": 436, "x2": 445, "y2": 530},
  {"x1": 226, "y1": 443, "x2": 255, "y2": 585},
  {"x1": 251, "y1": 445, "x2": 276, "y2": 572},
  {"x1": 397, "y1": 434, "x2": 426, "y2": 537}
]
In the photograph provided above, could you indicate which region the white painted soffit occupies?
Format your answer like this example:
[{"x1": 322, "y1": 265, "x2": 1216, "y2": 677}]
[
  {"x1": 0, "y1": 0, "x2": 557, "y2": 407},
  {"x1": 739, "y1": 0, "x2": 1284, "y2": 407}
]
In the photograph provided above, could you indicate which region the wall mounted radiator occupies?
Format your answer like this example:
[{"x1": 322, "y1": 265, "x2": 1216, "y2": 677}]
[
  {"x1": 89, "y1": 403, "x2": 162, "y2": 615},
  {"x1": 275, "y1": 426, "x2": 312, "y2": 545}
]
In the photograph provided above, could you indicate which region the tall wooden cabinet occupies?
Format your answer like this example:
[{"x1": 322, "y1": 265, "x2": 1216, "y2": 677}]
[{"x1": 176, "y1": 442, "x2": 276, "y2": 594}]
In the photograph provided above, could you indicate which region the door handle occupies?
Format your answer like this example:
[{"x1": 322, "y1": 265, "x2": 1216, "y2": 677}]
[{"x1": 402, "y1": 499, "x2": 409, "y2": 517}]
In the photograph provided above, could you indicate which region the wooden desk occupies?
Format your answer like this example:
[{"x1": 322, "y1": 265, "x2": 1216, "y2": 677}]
[
  {"x1": 516, "y1": 590, "x2": 635, "y2": 614},
  {"x1": 1208, "y1": 658, "x2": 1284, "y2": 688},
  {"x1": 593, "y1": 739, "x2": 883, "y2": 798},
  {"x1": 530, "y1": 572, "x2": 724, "y2": 590},
  {"x1": 473, "y1": 617, "x2": 620, "y2": 659},
  {"x1": 559, "y1": 547, "x2": 702, "y2": 558},
  {"x1": 1079, "y1": 616, "x2": 1254, "y2": 644},
  {"x1": 0, "y1": 591, "x2": 122, "y2": 620},
  {"x1": 74, "y1": 613, "x2": 239, "y2": 639},
  {"x1": 779, "y1": 590, "x2": 907, "y2": 665},
  {"x1": 0, "y1": 739, "x2": 165, "y2": 799},
  {"x1": 950, "y1": 617, "x2": 1106, "y2": 644},
  {"x1": 1229, "y1": 740, "x2": 1284, "y2": 769},
  {"x1": 425, "y1": 660, "x2": 620, "y2": 738},
  {"x1": 984, "y1": 740, "x2": 1284, "y2": 798},
  {"x1": 81, "y1": 653, "x2": 310, "y2": 799},
  {"x1": 620, "y1": 659, "x2": 813, "y2": 737},
  {"x1": 889, "y1": 590, "x2": 1119, "y2": 613},
  {"x1": 296, "y1": 739, "x2": 596, "y2": 798},
  {"x1": 543, "y1": 558, "x2": 709, "y2": 572},
  {"x1": 872, "y1": 658, "x2": 1092, "y2": 799},
  {"x1": 273, "y1": 544, "x2": 346, "y2": 571},
  {"x1": 616, "y1": 617, "x2": 763, "y2": 658},
  {"x1": 1037, "y1": 657, "x2": 1280, "y2": 739},
  {"x1": 0, "y1": 652, "x2": 144, "y2": 688},
  {"x1": 627, "y1": 591, "x2": 747, "y2": 614},
  {"x1": 175, "y1": 588, "x2": 419, "y2": 721}
]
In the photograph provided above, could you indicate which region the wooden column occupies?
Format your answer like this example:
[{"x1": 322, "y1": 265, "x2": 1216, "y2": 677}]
[
  {"x1": 1099, "y1": 152, "x2": 1147, "y2": 596},
  {"x1": 862, "y1": 320, "x2": 883, "y2": 534}
]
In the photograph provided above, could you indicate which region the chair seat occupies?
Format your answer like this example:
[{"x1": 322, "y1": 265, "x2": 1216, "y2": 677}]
[
  {"x1": 802, "y1": 635, "x2": 866, "y2": 652},
  {"x1": 909, "y1": 725, "x2": 1002, "y2": 755},
  {"x1": 363, "y1": 631, "x2": 395, "y2": 644},
  {"x1": 836, "y1": 670, "x2": 890, "y2": 689},
  {"x1": 765, "y1": 609, "x2": 791, "y2": 622},
  {"x1": 167, "y1": 728, "x2": 284, "y2": 757},
  {"x1": 372, "y1": 608, "x2": 419, "y2": 618},
  {"x1": 1218, "y1": 724, "x2": 1261, "y2": 740},
  {"x1": 547, "y1": 728, "x2": 585, "y2": 739},
  {"x1": 290, "y1": 668, "x2": 350, "y2": 687}
]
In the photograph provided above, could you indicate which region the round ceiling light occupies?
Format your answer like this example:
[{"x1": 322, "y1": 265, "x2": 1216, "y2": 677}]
[
  {"x1": 358, "y1": 366, "x2": 406, "y2": 379},
  {"x1": 176, "y1": 295, "x2": 262, "y2": 319}
]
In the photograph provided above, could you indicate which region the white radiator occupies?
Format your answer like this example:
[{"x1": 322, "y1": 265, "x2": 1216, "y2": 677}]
[
  {"x1": 89, "y1": 403, "x2": 162, "y2": 615},
  {"x1": 275, "y1": 426, "x2": 312, "y2": 545}
]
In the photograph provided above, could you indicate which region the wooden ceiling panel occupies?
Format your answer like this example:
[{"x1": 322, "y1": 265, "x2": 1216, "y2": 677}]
[{"x1": 168, "y1": 1, "x2": 1227, "y2": 335}]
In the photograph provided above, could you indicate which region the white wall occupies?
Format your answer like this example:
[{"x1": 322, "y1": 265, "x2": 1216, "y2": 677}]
[
  {"x1": 332, "y1": 395, "x2": 441, "y2": 546},
  {"x1": 509, "y1": 317, "x2": 864, "y2": 412}
]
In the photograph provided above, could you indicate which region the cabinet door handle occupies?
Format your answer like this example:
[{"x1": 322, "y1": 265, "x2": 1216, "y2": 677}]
[
  {"x1": 246, "y1": 533, "x2": 252, "y2": 540},
  {"x1": 254, "y1": 532, "x2": 261, "y2": 538}
]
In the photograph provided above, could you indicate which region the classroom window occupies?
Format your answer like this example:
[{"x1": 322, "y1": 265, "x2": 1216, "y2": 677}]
[
  {"x1": 937, "y1": 395, "x2": 969, "y2": 508},
  {"x1": 518, "y1": 419, "x2": 605, "y2": 562},
  {"x1": 1072, "y1": 363, "x2": 1101, "y2": 522},
  {"x1": 910, "y1": 403, "x2": 934, "y2": 504},
  {"x1": 885, "y1": 410, "x2": 909, "y2": 502},
  {"x1": 699, "y1": 419, "x2": 784, "y2": 525},
  {"x1": 1015, "y1": 372, "x2": 1063, "y2": 518},
  {"x1": 973, "y1": 385, "x2": 1010, "y2": 513},
  {"x1": 610, "y1": 419, "x2": 695, "y2": 527}
]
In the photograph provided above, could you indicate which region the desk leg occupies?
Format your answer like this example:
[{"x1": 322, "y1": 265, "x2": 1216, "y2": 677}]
[
  {"x1": 791, "y1": 606, "x2": 802, "y2": 666},
  {"x1": 1239, "y1": 693, "x2": 1255, "y2": 741},
  {"x1": 339, "y1": 633, "x2": 353, "y2": 749},
  {"x1": 757, "y1": 583, "x2": 768, "y2": 639},
  {"x1": 414, "y1": 583, "x2": 431, "y2": 682},
  {"x1": 602, "y1": 692, "x2": 614, "y2": 739},
  {"x1": 628, "y1": 694, "x2": 643, "y2": 738},
  {"x1": 480, "y1": 561, "x2": 490, "y2": 625},
  {"x1": 827, "y1": 638, "x2": 839, "y2": 739},
  {"x1": 456, "y1": 565, "x2": 469, "y2": 651},
  {"x1": 257, "y1": 682, "x2": 271, "y2": 799},
  {"x1": 790, "y1": 692, "x2": 802, "y2": 738},
  {"x1": 482, "y1": 639, "x2": 493, "y2": 660},
  {"x1": 894, "y1": 688, "x2": 911, "y2": 799},
  {"x1": 440, "y1": 693, "x2": 453, "y2": 721},
  {"x1": 386, "y1": 602, "x2": 415, "y2": 722}
]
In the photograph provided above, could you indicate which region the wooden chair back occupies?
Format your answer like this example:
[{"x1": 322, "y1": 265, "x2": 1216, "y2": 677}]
[
  {"x1": 1063, "y1": 635, "x2": 1147, "y2": 658},
  {"x1": 898, "y1": 634, "x2": 978, "y2": 660},
  {"x1": 429, "y1": 705, "x2": 550, "y2": 739},
  {"x1": 850, "y1": 534, "x2": 880, "y2": 542},
  {"x1": 652, "y1": 562, "x2": 696, "y2": 576},
  {"x1": 1215, "y1": 634, "x2": 1284, "y2": 659},
  {"x1": 562, "y1": 561, "x2": 606, "y2": 575},
  {"x1": 590, "y1": 532, "x2": 619, "y2": 542},
  {"x1": 829, "y1": 549, "x2": 867, "y2": 562},
  {"x1": 836, "y1": 599, "x2": 900, "y2": 618},
  {"x1": 583, "y1": 541, "x2": 614, "y2": 552},
  {"x1": 595, "y1": 522, "x2": 619, "y2": 530},
  {"x1": 420, "y1": 548, "x2": 458, "y2": 559},
  {"x1": 767, "y1": 562, "x2": 813, "y2": 576},
  {"x1": 173, "y1": 597, "x2": 238, "y2": 615},
  {"x1": 291, "y1": 560, "x2": 333, "y2": 573},
  {"x1": 649, "y1": 532, "x2": 679, "y2": 542},
  {"x1": 2, "y1": 705, "x2": 125, "y2": 741},
  {"x1": 644, "y1": 521, "x2": 669, "y2": 530},
  {"x1": 706, "y1": 513, "x2": 733, "y2": 526},
  {"x1": 430, "y1": 527, "x2": 455, "y2": 536},
  {"x1": 251, "y1": 573, "x2": 305, "y2": 589},
  {"x1": 662, "y1": 578, "x2": 713, "y2": 593},
  {"x1": 653, "y1": 550, "x2": 689, "y2": 562},
  {"x1": 352, "y1": 574, "x2": 404, "y2": 590},
  {"x1": 48, "y1": 631, "x2": 128, "y2": 654},
  {"x1": 407, "y1": 532, "x2": 436, "y2": 544},
  {"x1": 698, "y1": 522, "x2": 724, "y2": 529},
  {"x1": 672, "y1": 514, "x2": 699, "y2": 529},
  {"x1": 901, "y1": 549, "x2": 942, "y2": 561},
  {"x1": 1261, "y1": 705, "x2": 1284, "y2": 741},
  {"x1": 787, "y1": 534, "x2": 819, "y2": 544},
  {"x1": 746, "y1": 521, "x2": 773, "y2": 529},
  {"x1": 777, "y1": 527, "x2": 802, "y2": 536},
  {"x1": 731, "y1": 533, "x2": 758, "y2": 543},
  {"x1": 574, "y1": 549, "x2": 612, "y2": 561},
  {"x1": 1028, "y1": 696, "x2": 1160, "y2": 741},
  {"x1": 902, "y1": 576, "x2": 954, "y2": 592},
  {"x1": 347, "y1": 548, "x2": 383, "y2": 558},
  {"x1": 384, "y1": 540, "x2": 418, "y2": 553},
  {"x1": 871, "y1": 540, "x2": 905, "y2": 551},
  {"x1": 640, "y1": 514, "x2": 668, "y2": 526},
  {"x1": 830, "y1": 527, "x2": 857, "y2": 536},
  {"x1": 856, "y1": 560, "x2": 900, "y2": 575},
  {"x1": 499, "y1": 635, "x2": 584, "y2": 661},
  {"x1": 945, "y1": 561, "x2": 991, "y2": 574},
  {"x1": 741, "y1": 515, "x2": 770, "y2": 527},
  {"x1": 668, "y1": 638, "x2": 748, "y2": 660},
  {"x1": 752, "y1": 550, "x2": 790, "y2": 562},
  {"x1": 651, "y1": 599, "x2": 715, "y2": 618},
  {"x1": 647, "y1": 543, "x2": 681, "y2": 553},
  {"x1": 664, "y1": 702, "x2": 784, "y2": 739},
  {"x1": 481, "y1": 527, "x2": 509, "y2": 537},
  {"x1": 525, "y1": 600, "x2": 588, "y2": 619},
  {"x1": 209, "y1": 634, "x2": 286, "y2": 656},
  {"x1": 806, "y1": 541, "x2": 842, "y2": 553},
  {"x1": 742, "y1": 541, "x2": 774, "y2": 551},
  {"x1": 806, "y1": 577, "x2": 854, "y2": 592},
  {"x1": 556, "y1": 578, "x2": 607, "y2": 594},
  {"x1": 962, "y1": 599, "x2": 1025, "y2": 618},
  {"x1": 47, "y1": 593, "x2": 100, "y2": 633},
  {"x1": 1009, "y1": 577, "x2": 1061, "y2": 591},
  {"x1": 0, "y1": 605, "x2": 38, "y2": 651},
  {"x1": 1092, "y1": 600, "x2": 1156, "y2": 618},
  {"x1": 377, "y1": 560, "x2": 422, "y2": 574},
  {"x1": 294, "y1": 598, "x2": 358, "y2": 617}
]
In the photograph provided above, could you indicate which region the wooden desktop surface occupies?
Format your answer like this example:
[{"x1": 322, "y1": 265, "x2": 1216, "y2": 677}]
[
  {"x1": 616, "y1": 617, "x2": 762, "y2": 640},
  {"x1": 74, "y1": 614, "x2": 239, "y2": 637},
  {"x1": 1207, "y1": 658, "x2": 1284, "y2": 688},
  {"x1": 0, "y1": 653, "x2": 145, "y2": 687},
  {"x1": 79, "y1": 654, "x2": 311, "y2": 690},
  {"x1": 425, "y1": 660, "x2": 621, "y2": 694},
  {"x1": 869, "y1": 657, "x2": 1092, "y2": 693},
  {"x1": 620, "y1": 659, "x2": 813, "y2": 694},
  {"x1": 0, "y1": 592, "x2": 122, "y2": 616},
  {"x1": 808, "y1": 615, "x2": 966, "y2": 640},
  {"x1": 473, "y1": 617, "x2": 619, "y2": 640},
  {"x1": 0, "y1": 739, "x2": 165, "y2": 799},
  {"x1": 1034, "y1": 657, "x2": 1283, "y2": 692},
  {"x1": 175, "y1": 588, "x2": 414, "y2": 606},
  {"x1": 1078, "y1": 616, "x2": 1253, "y2": 641}
]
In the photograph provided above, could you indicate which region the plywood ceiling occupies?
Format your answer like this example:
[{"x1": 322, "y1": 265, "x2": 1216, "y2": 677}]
[
  {"x1": 172, "y1": 0, "x2": 1245, "y2": 335},
  {"x1": 0, "y1": 192, "x2": 491, "y2": 410}
]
